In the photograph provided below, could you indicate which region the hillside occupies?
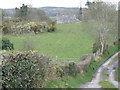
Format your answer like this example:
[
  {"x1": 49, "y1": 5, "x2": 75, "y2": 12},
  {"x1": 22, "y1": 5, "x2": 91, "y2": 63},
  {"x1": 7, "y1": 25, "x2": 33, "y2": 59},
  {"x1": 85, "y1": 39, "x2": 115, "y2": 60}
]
[{"x1": 40, "y1": 7, "x2": 79, "y2": 18}]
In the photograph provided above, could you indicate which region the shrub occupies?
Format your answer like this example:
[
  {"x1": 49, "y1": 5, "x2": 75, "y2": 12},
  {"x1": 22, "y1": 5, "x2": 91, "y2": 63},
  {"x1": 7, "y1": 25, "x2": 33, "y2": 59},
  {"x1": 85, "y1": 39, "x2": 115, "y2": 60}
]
[
  {"x1": 47, "y1": 21, "x2": 56, "y2": 32},
  {"x1": 30, "y1": 25, "x2": 40, "y2": 34},
  {"x1": 2, "y1": 51, "x2": 50, "y2": 88},
  {"x1": 47, "y1": 26, "x2": 56, "y2": 32},
  {"x1": 0, "y1": 38, "x2": 14, "y2": 50},
  {"x1": 68, "y1": 62, "x2": 77, "y2": 75},
  {"x1": 1, "y1": 24, "x2": 9, "y2": 34},
  {"x1": 50, "y1": 21, "x2": 56, "y2": 26},
  {"x1": 56, "y1": 62, "x2": 78, "y2": 77}
]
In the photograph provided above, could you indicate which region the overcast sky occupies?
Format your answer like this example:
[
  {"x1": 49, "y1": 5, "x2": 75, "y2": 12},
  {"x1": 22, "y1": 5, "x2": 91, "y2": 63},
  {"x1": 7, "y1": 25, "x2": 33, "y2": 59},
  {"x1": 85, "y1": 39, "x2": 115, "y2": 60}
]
[{"x1": 0, "y1": 0, "x2": 119, "y2": 9}]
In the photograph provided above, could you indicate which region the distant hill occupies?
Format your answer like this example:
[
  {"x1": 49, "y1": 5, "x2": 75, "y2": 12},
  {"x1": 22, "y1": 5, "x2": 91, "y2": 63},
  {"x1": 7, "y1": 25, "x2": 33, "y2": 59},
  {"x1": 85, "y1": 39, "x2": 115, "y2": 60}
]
[
  {"x1": 4, "y1": 7, "x2": 79, "y2": 18},
  {"x1": 40, "y1": 7, "x2": 79, "y2": 18}
]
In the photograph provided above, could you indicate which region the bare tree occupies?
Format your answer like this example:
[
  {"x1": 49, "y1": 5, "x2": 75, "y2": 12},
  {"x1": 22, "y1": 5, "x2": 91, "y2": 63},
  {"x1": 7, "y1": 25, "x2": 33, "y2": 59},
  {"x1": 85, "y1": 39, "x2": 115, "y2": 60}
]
[{"x1": 82, "y1": 0, "x2": 118, "y2": 55}]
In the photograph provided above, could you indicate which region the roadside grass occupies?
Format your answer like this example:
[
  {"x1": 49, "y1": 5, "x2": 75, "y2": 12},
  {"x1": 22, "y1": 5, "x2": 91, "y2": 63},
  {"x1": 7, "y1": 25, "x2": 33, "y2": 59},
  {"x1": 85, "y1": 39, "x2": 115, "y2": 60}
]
[
  {"x1": 45, "y1": 45, "x2": 118, "y2": 88},
  {"x1": 45, "y1": 74, "x2": 92, "y2": 88},
  {"x1": 101, "y1": 69, "x2": 108, "y2": 80},
  {"x1": 3, "y1": 23, "x2": 94, "y2": 59},
  {"x1": 99, "y1": 81, "x2": 117, "y2": 89},
  {"x1": 115, "y1": 68, "x2": 120, "y2": 82}
]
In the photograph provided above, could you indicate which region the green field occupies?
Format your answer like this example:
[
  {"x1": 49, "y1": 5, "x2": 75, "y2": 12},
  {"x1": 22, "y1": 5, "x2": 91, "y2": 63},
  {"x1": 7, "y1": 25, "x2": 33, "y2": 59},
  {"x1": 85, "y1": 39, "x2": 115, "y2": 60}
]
[{"x1": 3, "y1": 23, "x2": 94, "y2": 59}]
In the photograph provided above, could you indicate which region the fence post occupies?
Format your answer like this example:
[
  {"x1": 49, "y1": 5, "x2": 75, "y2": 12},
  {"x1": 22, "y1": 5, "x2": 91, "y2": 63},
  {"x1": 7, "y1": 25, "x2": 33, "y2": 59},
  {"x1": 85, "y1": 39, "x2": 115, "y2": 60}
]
[{"x1": 56, "y1": 56, "x2": 58, "y2": 63}]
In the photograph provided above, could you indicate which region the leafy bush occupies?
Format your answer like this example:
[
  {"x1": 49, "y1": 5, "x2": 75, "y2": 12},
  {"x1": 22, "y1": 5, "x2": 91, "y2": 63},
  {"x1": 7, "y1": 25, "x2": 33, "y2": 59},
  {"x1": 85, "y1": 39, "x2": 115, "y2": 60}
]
[
  {"x1": 47, "y1": 21, "x2": 56, "y2": 32},
  {"x1": 0, "y1": 38, "x2": 14, "y2": 50},
  {"x1": 56, "y1": 62, "x2": 78, "y2": 77},
  {"x1": 47, "y1": 26, "x2": 56, "y2": 32},
  {"x1": 68, "y1": 62, "x2": 77, "y2": 75},
  {"x1": 1, "y1": 24, "x2": 9, "y2": 34},
  {"x1": 2, "y1": 51, "x2": 50, "y2": 88}
]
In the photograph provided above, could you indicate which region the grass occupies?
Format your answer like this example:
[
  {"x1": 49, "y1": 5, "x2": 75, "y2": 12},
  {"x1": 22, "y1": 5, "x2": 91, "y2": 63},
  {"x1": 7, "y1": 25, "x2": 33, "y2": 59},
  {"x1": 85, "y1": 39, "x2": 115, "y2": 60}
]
[
  {"x1": 3, "y1": 23, "x2": 94, "y2": 59},
  {"x1": 99, "y1": 81, "x2": 117, "y2": 88},
  {"x1": 45, "y1": 45, "x2": 118, "y2": 88},
  {"x1": 101, "y1": 69, "x2": 108, "y2": 80},
  {"x1": 115, "y1": 68, "x2": 120, "y2": 82},
  {"x1": 45, "y1": 74, "x2": 91, "y2": 88}
]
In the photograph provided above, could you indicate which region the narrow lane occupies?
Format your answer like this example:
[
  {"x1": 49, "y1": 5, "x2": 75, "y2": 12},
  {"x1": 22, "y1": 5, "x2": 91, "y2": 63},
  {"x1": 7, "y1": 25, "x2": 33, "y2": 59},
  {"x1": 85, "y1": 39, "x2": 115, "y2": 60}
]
[
  {"x1": 108, "y1": 61, "x2": 119, "y2": 88},
  {"x1": 80, "y1": 52, "x2": 120, "y2": 88}
]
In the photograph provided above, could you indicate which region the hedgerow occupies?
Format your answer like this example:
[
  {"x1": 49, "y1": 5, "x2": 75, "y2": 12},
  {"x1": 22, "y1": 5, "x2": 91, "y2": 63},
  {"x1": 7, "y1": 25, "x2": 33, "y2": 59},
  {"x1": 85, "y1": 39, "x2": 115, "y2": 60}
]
[
  {"x1": 2, "y1": 51, "x2": 50, "y2": 88},
  {"x1": 1, "y1": 20, "x2": 56, "y2": 34}
]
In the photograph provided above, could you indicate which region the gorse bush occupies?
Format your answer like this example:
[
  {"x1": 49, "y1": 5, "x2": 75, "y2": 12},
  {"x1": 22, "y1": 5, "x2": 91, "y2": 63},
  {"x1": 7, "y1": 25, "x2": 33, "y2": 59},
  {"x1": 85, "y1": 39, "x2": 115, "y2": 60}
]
[
  {"x1": 30, "y1": 25, "x2": 41, "y2": 34},
  {"x1": 2, "y1": 51, "x2": 50, "y2": 88},
  {"x1": 0, "y1": 38, "x2": 14, "y2": 50},
  {"x1": 1, "y1": 20, "x2": 57, "y2": 35},
  {"x1": 47, "y1": 21, "x2": 56, "y2": 32},
  {"x1": 47, "y1": 26, "x2": 56, "y2": 32}
]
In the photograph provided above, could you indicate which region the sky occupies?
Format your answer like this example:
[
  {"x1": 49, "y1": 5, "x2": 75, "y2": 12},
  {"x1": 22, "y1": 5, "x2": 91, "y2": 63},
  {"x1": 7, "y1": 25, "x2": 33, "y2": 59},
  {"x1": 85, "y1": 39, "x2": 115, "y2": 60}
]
[{"x1": 0, "y1": 0, "x2": 119, "y2": 9}]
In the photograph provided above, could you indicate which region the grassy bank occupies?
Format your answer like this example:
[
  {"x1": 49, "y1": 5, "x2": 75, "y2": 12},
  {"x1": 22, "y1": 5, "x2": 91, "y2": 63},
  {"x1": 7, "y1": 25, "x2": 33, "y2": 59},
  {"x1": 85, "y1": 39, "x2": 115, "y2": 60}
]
[
  {"x1": 115, "y1": 68, "x2": 120, "y2": 82},
  {"x1": 99, "y1": 81, "x2": 116, "y2": 88},
  {"x1": 45, "y1": 45, "x2": 118, "y2": 88}
]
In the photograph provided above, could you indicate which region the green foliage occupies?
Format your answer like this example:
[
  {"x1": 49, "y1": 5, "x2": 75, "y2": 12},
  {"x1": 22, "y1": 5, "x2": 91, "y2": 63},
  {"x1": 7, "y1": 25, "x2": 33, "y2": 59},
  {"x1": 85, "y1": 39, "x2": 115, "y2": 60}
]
[
  {"x1": 47, "y1": 25, "x2": 56, "y2": 32},
  {"x1": 1, "y1": 24, "x2": 9, "y2": 34},
  {"x1": 27, "y1": 8, "x2": 51, "y2": 21},
  {"x1": 67, "y1": 62, "x2": 77, "y2": 75},
  {"x1": 2, "y1": 52, "x2": 50, "y2": 88},
  {"x1": 0, "y1": 38, "x2": 14, "y2": 50},
  {"x1": 56, "y1": 62, "x2": 78, "y2": 78},
  {"x1": 50, "y1": 21, "x2": 56, "y2": 26},
  {"x1": 115, "y1": 68, "x2": 120, "y2": 82},
  {"x1": 14, "y1": 4, "x2": 51, "y2": 22},
  {"x1": 30, "y1": 25, "x2": 41, "y2": 34},
  {"x1": 15, "y1": 4, "x2": 28, "y2": 19},
  {"x1": 47, "y1": 21, "x2": 56, "y2": 32}
]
